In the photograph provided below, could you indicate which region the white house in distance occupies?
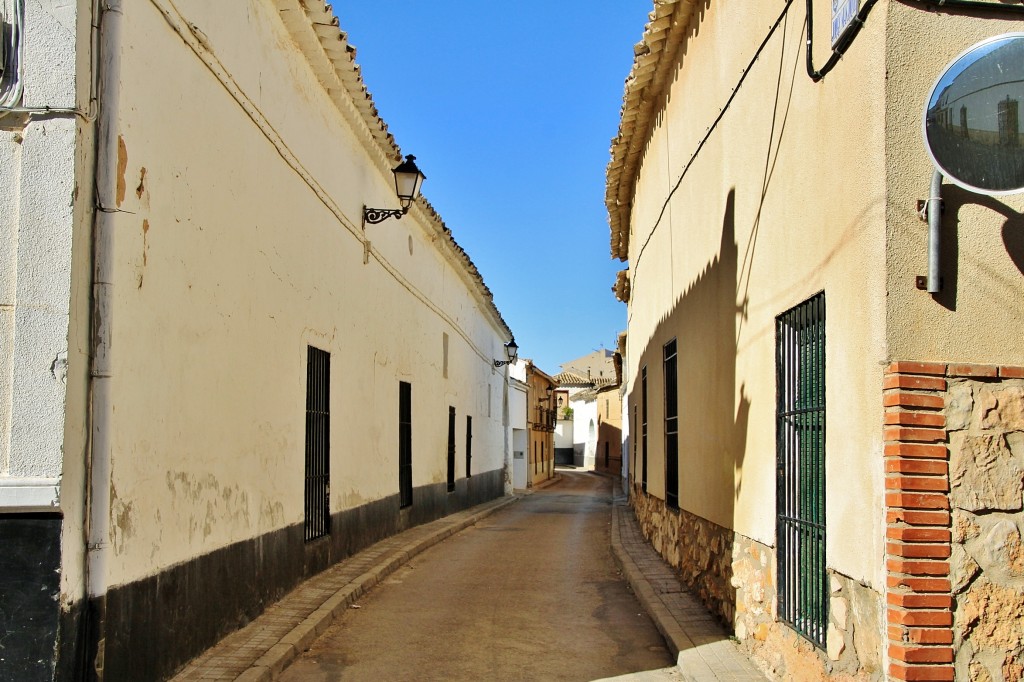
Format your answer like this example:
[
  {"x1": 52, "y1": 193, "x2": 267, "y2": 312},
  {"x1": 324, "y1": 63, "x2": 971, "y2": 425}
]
[
  {"x1": 554, "y1": 350, "x2": 618, "y2": 469},
  {"x1": 509, "y1": 359, "x2": 529, "y2": 490},
  {"x1": 0, "y1": 2, "x2": 513, "y2": 680}
]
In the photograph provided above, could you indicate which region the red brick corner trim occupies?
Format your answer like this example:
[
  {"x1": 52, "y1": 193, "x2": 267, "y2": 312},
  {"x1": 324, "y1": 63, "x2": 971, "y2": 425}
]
[{"x1": 882, "y1": 361, "x2": 1024, "y2": 681}]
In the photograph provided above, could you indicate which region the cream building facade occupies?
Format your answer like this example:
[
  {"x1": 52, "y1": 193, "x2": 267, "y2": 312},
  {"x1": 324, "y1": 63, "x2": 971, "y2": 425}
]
[
  {"x1": 0, "y1": 2, "x2": 512, "y2": 680},
  {"x1": 610, "y1": 1, "x2": 1024, "y2": 681},
  {"x1": 525, "y1": 362, "x2": 558, "y2": 487}
]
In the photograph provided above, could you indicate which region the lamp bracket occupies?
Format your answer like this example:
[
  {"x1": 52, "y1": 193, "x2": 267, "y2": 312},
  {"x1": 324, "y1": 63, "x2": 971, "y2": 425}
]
[
  {"x1": 363, "y1": 205, "x2": 407, "y2": 227},
  {"x1": 493, "y1": 360, "x2": 512, "y2": 368}
]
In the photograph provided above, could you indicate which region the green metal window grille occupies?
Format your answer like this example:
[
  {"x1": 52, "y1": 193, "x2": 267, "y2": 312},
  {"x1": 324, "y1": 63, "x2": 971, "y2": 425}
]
[
  {"x1": 399, "y1": 381, "x2": 413, "y2": 509},
  {"x1": 304, "y1": 346, "x2": 330, "y2": 542},
  {"x1": 776, "y1": 292, "x2": 827, "y2": 648},
  {"x1": 641, "y1": 366, "x2": 648, "y2": 493},
  {"x1": 664, "y1": 339, "x2": 679, "y2": 509}
]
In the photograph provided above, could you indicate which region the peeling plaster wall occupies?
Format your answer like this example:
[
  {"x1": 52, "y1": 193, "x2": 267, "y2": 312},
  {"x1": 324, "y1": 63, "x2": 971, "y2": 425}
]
[{"x1": 101, "y1": 1, "x2": 509, "y2": 590}]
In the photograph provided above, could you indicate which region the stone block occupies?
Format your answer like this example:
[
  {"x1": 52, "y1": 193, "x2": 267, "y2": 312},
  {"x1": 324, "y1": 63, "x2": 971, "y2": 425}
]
[
  {"x1": 952, "y1": 510, "x2": 980, "y2": 544},
  {"x1": 957, "y1": 578, "x2": 1024, "y2": 652},
  {"x1": 967, "y1": 516, "x2": 1024, "y2": 580},
  {"x1": 831, "y1": 595, "x2": 849, "y2": 629},
  {"x1": 950, "y1": 435, "x2": 1024, "y2": 513},
  {"x1": 946, "y1": 382, "x2": 974, "y2": 431},
  {"x1": 827, "y1": 622, "x2": 845, "y2": 660},
  {"x1": 978, "y1": 386, "x2": 1024, "y2": 431},
  {"x1": 950, "y1": 545, "x2": 981, "y2": 594}
]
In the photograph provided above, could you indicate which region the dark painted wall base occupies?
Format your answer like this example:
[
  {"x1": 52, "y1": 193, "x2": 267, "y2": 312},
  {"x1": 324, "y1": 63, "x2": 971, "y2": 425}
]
[
  {"x1": 90, "y1": 468, "x2": 503, "y2": 681},
  {"x1": 0, "y1": 514, "x2": 63, "y2": 682}
]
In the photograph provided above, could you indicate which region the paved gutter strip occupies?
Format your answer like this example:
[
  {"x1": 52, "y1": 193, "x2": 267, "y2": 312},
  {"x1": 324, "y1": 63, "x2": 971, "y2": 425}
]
[
  {"x1": 609, "y1": 486, "x2": 767, "y2": 682},
  {"x1": 172, "y1": 494, "x2": 520, "y2": 681}
]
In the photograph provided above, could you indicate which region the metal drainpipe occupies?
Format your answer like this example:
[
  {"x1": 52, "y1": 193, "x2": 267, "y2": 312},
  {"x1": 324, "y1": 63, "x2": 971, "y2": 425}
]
[
  {"x1": 928, "y1": 170, "x2": 943, "y2": 293},
  {"x1": 86, "y1": 0, "x2": 122, "y2": 676}
]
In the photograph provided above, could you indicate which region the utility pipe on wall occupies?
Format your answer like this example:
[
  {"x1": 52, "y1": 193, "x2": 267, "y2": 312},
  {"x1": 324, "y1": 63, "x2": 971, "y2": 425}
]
[
  {"x1": 86, "y1": 0, "x2": 122, "y2": 677},
  {"x1": 928, "y1": 170, "x2": 943, "y2": 293}
]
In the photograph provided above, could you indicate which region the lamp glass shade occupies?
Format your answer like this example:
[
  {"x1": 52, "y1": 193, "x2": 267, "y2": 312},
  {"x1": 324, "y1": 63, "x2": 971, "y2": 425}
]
[
  {"x1": 393, "y1": 155, "x2": 426, "y2": 209},
  {"x1": 505, "y1": 340, "x2": 518, "y2": 363}
]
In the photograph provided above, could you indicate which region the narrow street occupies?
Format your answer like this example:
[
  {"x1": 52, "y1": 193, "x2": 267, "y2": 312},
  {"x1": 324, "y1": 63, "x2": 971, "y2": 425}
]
[{"x1": 279, "y1": 471, "x2": 674, "y2": 681}]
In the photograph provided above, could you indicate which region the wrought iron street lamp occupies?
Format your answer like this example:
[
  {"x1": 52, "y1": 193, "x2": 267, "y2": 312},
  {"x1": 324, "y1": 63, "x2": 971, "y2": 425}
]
[
  {"x1": 493, "y1": 339, "x2": 518, "y2": 368},
  {"x1": 362, "y1": 155, "x2": 426, "y2": 227}
]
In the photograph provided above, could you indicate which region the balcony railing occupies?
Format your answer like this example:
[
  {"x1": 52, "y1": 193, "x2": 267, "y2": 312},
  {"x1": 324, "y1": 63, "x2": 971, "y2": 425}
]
[{"x1": 533, "y1": 406, "x2": 556, "y2": 431}]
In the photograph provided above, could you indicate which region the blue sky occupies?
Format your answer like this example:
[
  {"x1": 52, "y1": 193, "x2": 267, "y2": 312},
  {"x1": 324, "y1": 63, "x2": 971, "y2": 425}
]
[{"x1": 337, "y1": 3, "x2": 651, "y2": 374}]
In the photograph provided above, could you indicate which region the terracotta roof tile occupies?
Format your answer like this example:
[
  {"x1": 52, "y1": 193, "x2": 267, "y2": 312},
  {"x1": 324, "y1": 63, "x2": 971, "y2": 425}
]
[{"x1": 606, "y1": 0, "x2": 700, "y2": 262}]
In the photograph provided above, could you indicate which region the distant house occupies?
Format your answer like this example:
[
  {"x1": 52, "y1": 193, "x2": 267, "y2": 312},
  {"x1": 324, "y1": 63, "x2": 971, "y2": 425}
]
[
  {"x1": 594, "y1": 384, "x2": 623, "y2": 476},
  {"x1": 554, "y1": 362, "x2": 621, "y2": 470},
  {"x1": 524, "y1": 362, "x2": 558, "y2": 487},
  {"x1": 560, "y1": 348, "x2": 616, "y2": 382},
  {"x1": 508, "y1": 360, "x2": 529, "y2": 490},
  {"x1": 552, "y1": 370, "x2": 590, "y2": 465}
]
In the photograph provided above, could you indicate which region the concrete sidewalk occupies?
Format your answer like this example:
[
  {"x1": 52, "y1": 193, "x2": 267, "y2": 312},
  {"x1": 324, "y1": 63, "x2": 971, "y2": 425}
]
[
  {"x1": 170, "y1": 495, "x2": 519, "y2": 682},
  {"x1": 609, "y1": 484, "x2": 767, "y2": 682}
]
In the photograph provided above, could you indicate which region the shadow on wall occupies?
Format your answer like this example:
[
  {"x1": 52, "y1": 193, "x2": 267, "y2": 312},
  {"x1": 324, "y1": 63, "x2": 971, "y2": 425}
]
[
  {"x1": 934, "y1": 184, "x2": 1024, "y2": 312},
  {"x1": 631, "y1": 189, "x2": 750, "y2": 623},
  {"x1": 597, "y1": 422, "x2": 623, "y2": 473}
]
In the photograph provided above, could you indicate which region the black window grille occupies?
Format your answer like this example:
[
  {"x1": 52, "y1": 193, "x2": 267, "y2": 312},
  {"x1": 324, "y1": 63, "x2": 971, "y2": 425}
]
[
  {"x1": 664, "y1": 339, "x2": 679, "y2": 509},
  {"x1": 304, "y1": 346, "x2": 330, "y2": 542},
  {"x1": 776, "y1": 292, "x2": 827, "y2": 649},
  {"x1": 641, "y1": 366, "x2": 648, "y2": 493},
  {"x1": 399, "y1": 381, "x2": 413, "y2": 509},
  {"x1": 447, "y1": 406, "x2": 456, "y2": 493},
  {"x1": 465, "y1": 416, "x2": 473, "y2": 478}
]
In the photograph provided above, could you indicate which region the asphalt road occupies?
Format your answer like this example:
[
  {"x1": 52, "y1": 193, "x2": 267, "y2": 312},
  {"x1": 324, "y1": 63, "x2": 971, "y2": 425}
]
[{"x1": 279, "y1": 470, "x2": 674, "y2": 681}]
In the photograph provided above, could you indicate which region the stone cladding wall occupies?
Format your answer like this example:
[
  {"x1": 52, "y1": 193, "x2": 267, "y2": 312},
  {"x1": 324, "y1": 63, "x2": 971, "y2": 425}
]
[
  {"x1": 630, "y1": 484, "x2": 883, "y2": 681},
  {"x1": 883, "y1": 362, "x2": 1024, "y2": 682}
]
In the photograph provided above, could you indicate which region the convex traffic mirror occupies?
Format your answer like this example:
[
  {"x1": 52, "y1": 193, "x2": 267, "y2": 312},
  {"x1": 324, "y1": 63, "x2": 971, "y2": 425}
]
[{"x1": 924, "y1": 33, "x2": 1024, "y2": 195}]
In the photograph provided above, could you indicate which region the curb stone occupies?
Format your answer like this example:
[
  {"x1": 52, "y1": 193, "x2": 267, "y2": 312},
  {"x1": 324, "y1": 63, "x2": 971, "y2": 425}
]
[{"x1": 609, "y1": 489, "x2": 767, "y2": 682}]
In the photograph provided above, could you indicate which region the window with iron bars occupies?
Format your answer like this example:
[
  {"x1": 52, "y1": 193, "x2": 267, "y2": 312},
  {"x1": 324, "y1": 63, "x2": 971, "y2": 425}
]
[
  {"x1": 304, "y1": 346, "x2": 330, "y2": 542},
  {"x1": 632, "y1": 405, "x2": 638, "y2": 485},
  {"x1": 465, "y1": 415, "x2": 473, "y2": 478},
  {"x1": 399, "y1": 381, "x2": 413, "y2": 509},
  {"x1": 447, "y1": 406, "x2": 456, "y2": 493},
  {"x1": 776, "y1": 292, "x2": 827, "y2": 648},
  {"x1": 641, "y1": 365, "x2": 648, "y2": 493},
  {"x1": 664, "y1": 339, "x2": 679, "y2": 509}
]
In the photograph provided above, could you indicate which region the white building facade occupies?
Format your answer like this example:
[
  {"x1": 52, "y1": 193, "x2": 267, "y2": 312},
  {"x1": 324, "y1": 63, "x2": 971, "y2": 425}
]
[{"x1": 0, "y1": 2, "x2": 512, "y2": 680}]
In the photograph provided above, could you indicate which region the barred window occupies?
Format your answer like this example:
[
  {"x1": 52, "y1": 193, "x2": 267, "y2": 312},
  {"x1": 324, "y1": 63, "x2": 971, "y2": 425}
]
[
  {"x1": 776, "y1": 292, "x2": 827, "y2": 648},
  {"x1": 663, "y1": 339, "x2": 678, "y2": 509},
  {"x1": 399, "y1": 382, "x2": 413, "y2": 509},
  {"x1": 304, "y1": 346, "x2": 330, "y2": 541}
]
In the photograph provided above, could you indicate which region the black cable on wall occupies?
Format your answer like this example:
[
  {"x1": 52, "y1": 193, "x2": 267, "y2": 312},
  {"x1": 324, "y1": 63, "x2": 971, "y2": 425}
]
[
  {"x1": 899, "y1": 0, "x2": 1024, "y2": 14},
  {"x1": 806, "y1": 0, "x2": 881, "y2": 81}
]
